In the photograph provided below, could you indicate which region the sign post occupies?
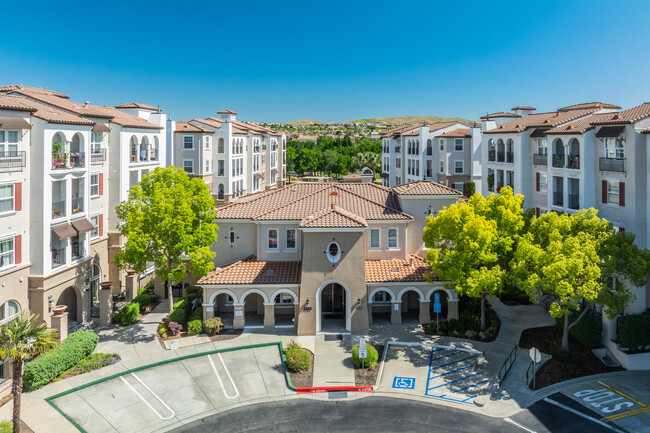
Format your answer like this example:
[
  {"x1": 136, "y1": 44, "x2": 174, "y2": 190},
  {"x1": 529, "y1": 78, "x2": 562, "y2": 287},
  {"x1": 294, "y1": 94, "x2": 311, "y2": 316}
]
[
  {"x1": 529, "y1": 347, "x2": 541, "y2": 390},
  {"x1": 433, "y1": 293, "x2": 441, "y2": 334},
  {"x1": 359, "y1": 338, "x2": 367, "y2": 385}
]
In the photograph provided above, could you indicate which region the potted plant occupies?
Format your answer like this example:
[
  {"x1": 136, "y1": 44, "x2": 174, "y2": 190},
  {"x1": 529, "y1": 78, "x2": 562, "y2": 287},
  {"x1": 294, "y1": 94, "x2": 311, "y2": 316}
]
[
  {"x1": 487, "y1": 173, "x2": 494, "y2": 190},
  {"x1": 51, "y1": 305, "x2": 67, "y2": 316}
]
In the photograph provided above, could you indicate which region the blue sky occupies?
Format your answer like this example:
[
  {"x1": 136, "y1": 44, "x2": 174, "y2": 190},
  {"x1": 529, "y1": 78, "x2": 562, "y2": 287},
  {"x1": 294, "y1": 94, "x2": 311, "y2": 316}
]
[{"x1": 2, "y1": 0, "x2": 649, "y2": 123}]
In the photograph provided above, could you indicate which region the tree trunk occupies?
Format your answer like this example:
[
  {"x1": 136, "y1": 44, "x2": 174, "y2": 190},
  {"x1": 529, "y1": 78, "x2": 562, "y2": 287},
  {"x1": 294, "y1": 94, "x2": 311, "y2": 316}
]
[
  {"x1": 166, "y1": 278, "x2": 173, "y2": 312},
  {"x1": 480, "y1": 293, "x2": 486, "y2": 332},
  {"x1": 12, "y1": 359, "x2": 22, "y2": 433},
  {"x1": 561, "y1": 313, "x2": 570, "y2": 352}
]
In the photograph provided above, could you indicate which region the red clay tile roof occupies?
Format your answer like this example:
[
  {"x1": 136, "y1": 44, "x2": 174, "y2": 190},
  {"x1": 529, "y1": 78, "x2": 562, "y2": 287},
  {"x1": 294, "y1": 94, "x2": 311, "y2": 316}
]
[
  {"x1": 0, "y1": 95, "x2": 93, "y2": 126},
  {"x1": 480, "y1": 112, "x2": 521, "y2": 120},
  {"x1": 436, "y1": 128, "x2": 471, "y2": 138},
  {"x1": 590, "y1": 102, "x2": 650, "y2": 125},
  {"x1": 90, "y1": 105, "x2": 163, "y2": 130},
  {"x1": 115, "y1": 102, "x2": 158, "y2": 111},
  {"x1": 191, "y1": 118, "x2": 223, "y2": 129},
  {"x1": 6, "y1": 89, "x2": 114, "y2": 119},
  {"x1": 484, "y1": 108, "x2": 598, "y2": 134},
  {"x1": 643, "y1": 128, "x2": 650, "y2": 134},
  {"x1": 402, "y1": 129, "x2": 421, "y2": 136},
  {"x1": 392, "y1": 181, "x2": 463, "y2": 196},
  {"x1": 558, "y1": 102, "x2": 621, "y2": 112},
  {"x1": 544, "y1": 112, "x2": 614, "y2": 135},
  {"x1": 511, "y1": 106, "x2": 536, "y2": 110},
  {"x1": 218, "y1": 183, "x2": 411, "y2": 222},
  {"x1": 0, "y1": 85, "x2": 69, "y2": 98},
  {"x1": 382, "y1": 124, "x2": 419, "y2": 138},
  {"x1": 429, "y1": 121, "x2": 468, "y2": 132},
  {"x1": 196, "y1": 256, "x2": 301, "y2": 285},
  {"x1": 175, "y1": 121, "x2": 213, "y2": 133},
  {"x1": 299, "y1": 204, "x2": 368, "y2": 228},
  {"x1": 0, "y1": 95, "x2": 38, "y2": 112},
  {"x1": 365, "y1": 255, "x2": 437, "y2": 283},
  {"x1": 217, "y1": 109, "x2": 238, "y2": 115}
]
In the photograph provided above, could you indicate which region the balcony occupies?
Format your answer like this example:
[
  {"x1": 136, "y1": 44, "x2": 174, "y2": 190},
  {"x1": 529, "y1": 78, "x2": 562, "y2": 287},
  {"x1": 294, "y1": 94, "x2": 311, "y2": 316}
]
[
  {"x1": 497, "y1": 151, "x2": 505, "y2": 162},
  {"x1": 567, "y1": 154, "x2": 580, "y2": 169},
  {"x1": 599, "y1": 157, "x2": 625, "y2": 173},
  {"x1": 426, "y1": 147, "x2": 433, "y2": 156},
  {"x1": 71, "y1": 197, "x2": 84, "y2": 214},
  {"x1": 568, "y1": 194, "x2": 579, "y2": 210},
  {"x1": 52, "y1": 152, "x2": 85, "y2": 170},
  {"x1": 552, "y1": 154, "x2": 565, "y2": 168},
  {"x1": 0, "y1": 151, "x2": 26, "y2": 172},
  {"x1": 51, "y1": 248, "x2": 65, "y2": 268},
  {"x1": 533, "y1": 153, "x2": 547, "y2": 166},
  {"x1": 553, "y1": 192, "x2": 564, "y2": 207},
  {"x1": 218, "y1": 169, "x2": 224, "y2": 176},
  {"x1": 506, "y1": 152, "x2": 514, "y2": 163},
  {"x1": 426, "y1": 169, "x2": 433, "y2": 178},
  {"x1": 488, "y1": 150, "x2": 495, "y2": 161},
  {"x1": 91, "y1": 149, "x2": 106, "y2": 164},
  {"x1": 52, "y1": 200, "x2": 66, "y2": 219}
]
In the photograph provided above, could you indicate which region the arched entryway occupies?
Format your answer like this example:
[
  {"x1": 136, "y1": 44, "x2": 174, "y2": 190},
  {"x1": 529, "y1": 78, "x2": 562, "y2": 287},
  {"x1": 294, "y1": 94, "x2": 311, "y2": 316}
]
[
  {"x1": 318, "y1": 282, "x2": 349, "y2": 332},
  {"x1": 90, "y1": 265, "x2": 101, "y2": 318},
  {"x1": 57, "y1": 286, "x2": 79, "y2": 322},
  {"x1": 400, "y1": 289, "x2": 421, "y2": 324},
  {"x1": 429, "y1": 289, "x2": 449, "y2": 321},
  {"x1": 273, "y1": 290, "x2": 296, "y2": 327},
  {"x1": 211, "y1": 291, "x2": 236, "y2": 328},
  {"x1": 242, "y1": 291, "x2": 265, "y2": 328},
  {"x1": 369, "y1": 289, "x2": 393, "y2": 326}
]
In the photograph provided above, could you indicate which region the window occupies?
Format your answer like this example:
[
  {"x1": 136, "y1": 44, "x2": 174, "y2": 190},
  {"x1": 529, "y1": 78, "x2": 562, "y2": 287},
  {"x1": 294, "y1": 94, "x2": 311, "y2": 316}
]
[
  {"x1": 228, "y1": 230, "x2": 236, "y2": 246},
  {"x1": 183, "y1": 160, "x2": 194, "y2": 174},
  {"x1": 373, "y1": 292, "x2": 390, "y2": 303},
  {"x1": 370, "y1": 228, "x2": 379, "y2": 249},
  {"x1": 275, "y1": 294, "x2": 293, "y2": 304},
  {"x1": 0, "y1": 238, "x2": 14, "y2": 269},
  {"x1": 0, "y1": 184, "x2": 14, "y2": 213},
  {"x1": 286, "y1": 229, "x2": 297, "y2": 250},
  {"x1": 267, "y1": 229, "x2": 278, "y2": 250},
  {"x1": 183, "y1": 136, "x2": 194, "y2": 149},
  {"x1": 387, "y1": 228, "x2": 398, "y2": 249},
  {"x1": 205, "y1": 159, "x2": 210, "y2": 173},
  {"x1": 605, "y1": 137, "x2": 624, "y2": 159},
  {"x1": 607, "y1": 181, "x2": 620, "y2": 205},
  {"x1": 326, "y1": 242, "x2": 341, "y2": 263},
  {"x1": 454, "y1": 139, "x2": 464, "y2": 152},
  {"x1": 205, "y1": 136, "x2": 210, "y2": 149},
  {"x1": 253, "y1": 155, "x2": 260, "y2": 172},
  {"x1": 90, "y1": 214, "x2": 100, "y2": 238},
  {"x1": 537, "y1": 138, "x2": 547, "y2": 155},
  {"x1": 439, "y1": 139, "x2": 444, "y2": 151},
  {"x1": 0, "y1": 130, "x2": 19, "y2": 156},
  {"x1": 454, "y1": 161, "x2": 464, "y2": 174},
  {"x1": 439, "y1": 160, "x2": 444, "y2": 174},
  {"x1": 453, "y1": 182, "x2": 464, "y2": 191},
  {"x1": 90, "y1": 174, "x2": 99, "y2": 196},
  {"x1": 540, "y1": 173, "x2": 548, "y2": 193},
  {"x1": 395, "y1": 157, "x2": 401, "y2": 169},
  {"x1": 0, "y1": 300, "x2": 20, "y2": 324},
  {"x1": 91, "y1": 132, "x2": 102, "y2": 154}
]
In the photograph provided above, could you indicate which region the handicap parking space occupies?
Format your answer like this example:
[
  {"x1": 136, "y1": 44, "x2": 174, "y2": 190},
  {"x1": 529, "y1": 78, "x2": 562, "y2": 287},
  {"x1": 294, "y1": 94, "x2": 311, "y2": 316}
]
[
  {"x1": 378, "y1": 342, "x2": 490, "y2": 406},
  {"x1": 48, "y1": 343, "x2": 292, "y2": 433}
]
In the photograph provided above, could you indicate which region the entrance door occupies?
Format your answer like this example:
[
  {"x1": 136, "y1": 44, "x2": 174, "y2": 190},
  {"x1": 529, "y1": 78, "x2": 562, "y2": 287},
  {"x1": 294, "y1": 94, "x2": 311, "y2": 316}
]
[{"x1": 321, "y1": 283, "x2": 345, "y2": 319}]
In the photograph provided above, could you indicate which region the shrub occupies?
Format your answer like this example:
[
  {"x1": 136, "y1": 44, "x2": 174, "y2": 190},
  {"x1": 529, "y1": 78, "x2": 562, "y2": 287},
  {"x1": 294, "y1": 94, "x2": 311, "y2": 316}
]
[
  {"x1": 203, "y1": 317, "x2": 223, "y2": 336},
  {"x1": 185, "y1": 286, "x2": 202, "y2": 300},
  {"x1": 67, "y1": 353, "x2": 121, "y2": 376},
  {"x1": 617, "y1": 311, "x2": 650, "y2": 349},
  {"x1": 0, "y1": 422, "x2": 11, "y2": 433},
  {"x1": 23, "y1": 330, "x2": 98, "y2": 391},
  {"x1": 187, "y1": 319, "x2": 203, "y2": 336},
  {"x1": 133, "y1": 294, "x2": 152, "y2": 313},
  {"x1": 169, "y1": 298, "x2": 191, "y2": 324},
  {"x1": 167, "y1": 321, "x2": 182, "y2": 336},
  {"x1": 113, "y1": 302, "x2": 140, "y2": 325},
  {"x1": 556, "y1": 311, "x2": 603, "y2": 350},
  {"x1": 351, "y1": 343, "x2": 379, "y2": 368},
  {"x1": 285, "y1": 347, "x2": 311, "y2": 372},
  {"x1": 465, "y1": 330, "x2": 477, "y2": 340},
  {"x1": 159, "y1": 325, "x2": 168, "y2": 338},
  {"x1": 190, "y1": 309, "x2": 202, "y2": 322},
  {"x1": 137, "y1": 280, "x2": 155, "y2": 296}
]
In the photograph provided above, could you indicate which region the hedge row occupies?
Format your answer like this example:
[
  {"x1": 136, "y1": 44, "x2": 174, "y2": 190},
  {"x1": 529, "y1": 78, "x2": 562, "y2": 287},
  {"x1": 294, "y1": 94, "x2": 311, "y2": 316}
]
[
  {"x1": 23, "y1": 330, "x2": 98, "y2": 391},
  {"x1": 617, "y1": 311, "x2": 650, "y2": 349},
  {"x1": 113, "y1": 302, "x2": 139, "y2": 325}
]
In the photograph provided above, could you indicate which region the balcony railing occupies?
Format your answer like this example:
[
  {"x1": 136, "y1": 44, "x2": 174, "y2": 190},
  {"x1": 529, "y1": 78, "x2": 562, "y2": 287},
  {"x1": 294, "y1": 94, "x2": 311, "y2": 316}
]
[
  {"x1": 52, "y1": 152, "x2": 85, "y2": 170},
  {"x1": 426, "y1": 170, "x2": 433, "y2": 178},
  {"x1": 488, "y1": 150, "x2": 495, "y2": 161},
  {"x1": 497, "y1": 151, "x2": 505, "y2": 162},
  {"x1": 567, "y1": 154, "x2": 580, "y2": 169},
  {"x1": 506, "y1": 152, "x2": 514, "y2": 163},
  {"x1": 552, "y1": 154, "x2": 565, "y2": 168},
  {"x1": 71, "y1": 197, "x2": 84, "y2": 214},
  {"x1": 52, "y1": 248, "x2": 65, "y2": 268},
  {"x1": 599, "y1": 157, "x2": 625, "y2": 173},
  {"x1": 553, "y1": 192, "x2": 564, "y2": 207},
  {"x1": 52, "y1": 200, "x2": 66, "y2": 219},
  {"x1": 91, "y1": 149, "x2": 106, "y2": 164},
  {"x1": 568, "y1": 194, "x2": 579, "y2": 210},
  {"x1": 0, "y1": 151, "x2": 26, "y2": 172},
  {"x1": 218, "y1": 170, "x2": 224, "y2": 176},
  {"x1": 533, "y1": 153, "x2": 547, "y2": 165}
]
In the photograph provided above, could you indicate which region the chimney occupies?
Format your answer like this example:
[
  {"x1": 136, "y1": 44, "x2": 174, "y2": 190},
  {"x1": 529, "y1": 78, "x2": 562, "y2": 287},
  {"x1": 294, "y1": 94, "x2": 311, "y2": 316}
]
[
  {"x1": 84, "y1": 101, "x2": 89, "y2": 107},
  {"x1": 511, "y1": 106, "x2": 536, "y2": 117}
]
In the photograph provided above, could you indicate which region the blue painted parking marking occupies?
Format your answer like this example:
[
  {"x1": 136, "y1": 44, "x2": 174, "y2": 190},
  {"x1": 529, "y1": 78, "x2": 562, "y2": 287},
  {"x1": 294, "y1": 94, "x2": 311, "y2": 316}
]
[
  {"x1": 429, "y1": 355, "x2": 478, "y2": 371},
  {"x1": 427, "y1": 373, "x2": 481, "y2": 391},
  {"x1": 392, "y1": 377, "x2": 416, "y2": 389},
  {"x1": 452, "y1": 379, "x2": 489, "y2": 394},
  {"x1": 424, "y1": 347, "x2": 485, "y2": 406},
  {"x1": 430, "y1": 350, "x2": 462, "y2": 362}
]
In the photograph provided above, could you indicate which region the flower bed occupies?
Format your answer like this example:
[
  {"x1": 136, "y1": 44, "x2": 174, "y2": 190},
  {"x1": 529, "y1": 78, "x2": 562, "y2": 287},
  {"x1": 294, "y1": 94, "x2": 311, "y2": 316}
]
[{"x1": 58, "y1": 353, "x2": 121, "y2": 379}]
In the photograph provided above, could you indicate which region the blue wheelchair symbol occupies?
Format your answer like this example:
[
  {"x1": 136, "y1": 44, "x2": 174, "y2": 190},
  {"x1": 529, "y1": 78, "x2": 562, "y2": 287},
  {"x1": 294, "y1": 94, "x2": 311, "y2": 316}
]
[{"x1": 392, "y1": 377, "x2": 416, "y2": 389}]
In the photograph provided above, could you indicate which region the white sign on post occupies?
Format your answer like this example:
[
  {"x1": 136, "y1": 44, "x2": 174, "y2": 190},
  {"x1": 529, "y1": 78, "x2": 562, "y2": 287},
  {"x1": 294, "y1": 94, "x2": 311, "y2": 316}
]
[
  {"x1": 235, "y1": 307, "x2": 243, "y2": 317},
  {"x1": 206, "y1": 306, "x2": 214, "y2": 312},
  {"x1": 529, "y1": 347, "x2": 541, "y2": 363},
  {"x1": 358, "y1": 338, "x2": 367, "y2": 359},
  {"x1": 170, "y1": 340, "x2": 179, "y2": 350}
]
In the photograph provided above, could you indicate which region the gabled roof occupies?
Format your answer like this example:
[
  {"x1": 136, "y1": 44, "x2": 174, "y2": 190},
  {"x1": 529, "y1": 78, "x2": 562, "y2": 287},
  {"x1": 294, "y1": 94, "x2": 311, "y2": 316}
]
[
  {"x1": 481, "y1": 112, "x2": 521, "y2": 120},
  {"x1": 91, "y1": 106, "x2": 163, "y2": 130},
  {"x1": 484, "y1": 108, "x2": 599, "y2": 134},
  {"x1": 0, "y1": 85, "x2": 69, "y2": 98},
  {"x1": 429, "y1": 121, "x2": 468, "y2": 132},
  {"x1": 436, "y1": 128, "x2": 471, "y2": 138},
  {"x1": 217, "y1": 109, "x2": 238, "y2": 115},
  {"x1": 558, "y1": 102, "x2": 621, "y2": 112},
  {"x1": 115, "y1": 102, "x2": 159, "y2": 111},
  {"x1": 196, "y1": 256, "x2": 301, "y2": 285},
  {"x1": 0, "y1": 94, "x2": 93, "y2": 126},
  {"x1": 590, "y1": 102, "x2": 650, "y2": 125},
  {"x1": 0, "y1": 95, "x2": 38, "y2": 112},
  {"x1": 175, "y1": 121, "x2": 213, "y2": 133},
  {"x1": 192, "y1": 118, "x2": 223, "y2": 129},
  {"x1": 365, "y1": 254, "x2": 437, "y2": 283},
  {"x1": 544, "y1": 112, "x2": 614, "y2": 135},
  {"x1": 299, "y1": 204, "x2": 368, "y2": 228},
  {"x1": 392, "y1": 181, "x2": 463, "y2": 196},
  {"x1": 511, "y1": 106, "x2": 536, "y2": 111}
]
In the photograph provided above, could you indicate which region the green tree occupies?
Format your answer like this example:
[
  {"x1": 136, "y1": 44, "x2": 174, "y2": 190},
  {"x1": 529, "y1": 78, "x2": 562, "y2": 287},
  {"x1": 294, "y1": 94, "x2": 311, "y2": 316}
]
[
  {"x1": 423, "y1": 187, "x2": 525, "y2": 330},
  {"x1": 114, "y1": 167, "x2": 218, "y2": 311},
  {"x1": 353, "y1": 152, "x2": 381, "y2": 173},
  {"x1": 0, "y1": 312, "x2": 58, "y2": 433},
  {"x1": 465, "y1": 181, "x2": 476, "y2": 197},
  {"x1": 513, "y1": 209, "x2": 620, "y2": 352}
]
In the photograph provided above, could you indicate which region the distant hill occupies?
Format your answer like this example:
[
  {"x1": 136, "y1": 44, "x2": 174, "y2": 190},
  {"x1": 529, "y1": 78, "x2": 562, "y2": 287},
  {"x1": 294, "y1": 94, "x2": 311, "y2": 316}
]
[
  {"x1": 345, "y1": 115, "x2": 475, "y2": 125},
  {"x1": 285, "y1": 119, "x2": 329, "y2": 126}
]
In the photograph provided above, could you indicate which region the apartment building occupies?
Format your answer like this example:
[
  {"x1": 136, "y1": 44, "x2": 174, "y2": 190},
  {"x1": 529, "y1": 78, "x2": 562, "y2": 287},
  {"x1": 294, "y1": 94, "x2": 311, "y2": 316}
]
[
  {"x1": 195, "y1": 181, "x2": 463, "y2": 335},
  {"x1": 168, "y1": 110, "x2": 286, "y2": 203},
  {"x1": 381, "y1": 122, "x2": 481, "y2": 194}
]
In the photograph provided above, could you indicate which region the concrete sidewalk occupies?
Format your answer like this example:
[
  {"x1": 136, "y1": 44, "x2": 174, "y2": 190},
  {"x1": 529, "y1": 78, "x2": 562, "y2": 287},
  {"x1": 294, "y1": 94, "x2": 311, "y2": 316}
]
[{"x1": 312, "y1": 335, "x2": 356, "y2": 387}]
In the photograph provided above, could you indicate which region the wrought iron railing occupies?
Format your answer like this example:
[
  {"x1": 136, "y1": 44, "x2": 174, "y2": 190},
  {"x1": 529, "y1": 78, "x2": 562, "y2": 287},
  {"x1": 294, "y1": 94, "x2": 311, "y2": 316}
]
[
  {"x1": 497, "y1": 345, "x2": 519, "y2": 387},
  {"x1": 0, "y1": 151, "x2": 26, "y2": 172},
  {"x1": 533, "y1": 153, "x2": 547, "y2": 165},
  {"x1": 599, "y1": 157, "x2": 625, "y2": 173},
  {"x1": 91, "y1": 149, "x2": 106, "y2": 163}
]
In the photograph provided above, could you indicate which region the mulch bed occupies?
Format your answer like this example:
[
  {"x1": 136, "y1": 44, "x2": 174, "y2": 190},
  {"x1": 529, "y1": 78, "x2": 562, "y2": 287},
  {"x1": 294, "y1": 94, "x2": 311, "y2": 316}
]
[
  {"x1": 519, "y1": 326, "x2": 623, "y2": 389},
  {"x1": 288, "y1": 349, "x2": 314, "y2": 388},
  {"x1": 354, "y1": 345, "x2": 384, "y2": 386},
  {"x1": 156, "y1": 327, "x2": 243, "y2": 348}
]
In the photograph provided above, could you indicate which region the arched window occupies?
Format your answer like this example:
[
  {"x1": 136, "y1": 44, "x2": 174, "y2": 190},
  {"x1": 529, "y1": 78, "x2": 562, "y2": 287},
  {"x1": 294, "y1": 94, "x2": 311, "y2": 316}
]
[
  {"x1": 0, "y1": 300, "x2": 20, "y2": 323},
  {"x1": 130, "y1": 136, "x2": 138, "y2": 161}
]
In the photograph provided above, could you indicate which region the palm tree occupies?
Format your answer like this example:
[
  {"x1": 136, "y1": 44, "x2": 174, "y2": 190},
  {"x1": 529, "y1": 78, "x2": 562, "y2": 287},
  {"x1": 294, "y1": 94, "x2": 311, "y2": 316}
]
[
  {"x1": 0, "y1": 312, "x2": 58, "y2": 433},
  {"x1": 353, "y1": 152, "x2": 381, "y2": 173}
]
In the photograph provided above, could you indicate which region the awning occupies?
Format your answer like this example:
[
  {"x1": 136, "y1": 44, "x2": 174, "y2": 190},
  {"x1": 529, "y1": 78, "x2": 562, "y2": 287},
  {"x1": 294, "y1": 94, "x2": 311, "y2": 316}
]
[
  {"x1": 530, "y1": 128, "x2": 548, "y2": 138},
  {"x1": 380, "y1": 172, "x2": 389, "y2": 178},
  {"x1": 51, "y1": 223, "x2": 76, "y2": 240},
  {"x1": 91, "y1": 123, "x2": 111, "y2": 133},
  {"x1": 596, "y1": 126, "x2": 625, "y2": 138},
  {"x1": 71, "y1": 218, "x2": 95, "y2": 235},
  {"x1": 271, "y1": 168, "x2": 278, "y2": 174},
  {"x1": 254, "y1": 172, "x2": 263, "y2": 180},
  {"x1": 0, "y1": 116, "x2": 31, "y2": 130}
]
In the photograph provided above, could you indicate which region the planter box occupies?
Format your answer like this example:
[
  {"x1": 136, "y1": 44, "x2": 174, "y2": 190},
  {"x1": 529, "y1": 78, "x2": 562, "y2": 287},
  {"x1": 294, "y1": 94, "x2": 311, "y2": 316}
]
[{"x1": 605, "y1": 339, "x2": 650, "y2": 370}]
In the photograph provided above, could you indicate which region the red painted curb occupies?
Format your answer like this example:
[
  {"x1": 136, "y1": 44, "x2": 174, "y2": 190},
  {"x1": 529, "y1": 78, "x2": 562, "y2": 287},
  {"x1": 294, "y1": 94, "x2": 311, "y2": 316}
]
[{"x1": 296, "y1": 386, "x2": 374, "y2": 394}]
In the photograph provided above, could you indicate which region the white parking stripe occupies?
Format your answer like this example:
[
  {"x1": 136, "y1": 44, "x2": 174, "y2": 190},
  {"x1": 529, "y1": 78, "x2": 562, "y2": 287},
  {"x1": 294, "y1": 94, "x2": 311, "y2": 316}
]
[
  {"x1": 504, "y1": 417, "x2": 537, "y2": 433},
  {"x1": 543, "y1": 398, "x2": 625, "y2": 433},
  {"x1": 208, "y1": 353, "x2": 240, "y2": 399},
  {"x1": 120, "y1": 373, "x2": 175, "y2": 420}
]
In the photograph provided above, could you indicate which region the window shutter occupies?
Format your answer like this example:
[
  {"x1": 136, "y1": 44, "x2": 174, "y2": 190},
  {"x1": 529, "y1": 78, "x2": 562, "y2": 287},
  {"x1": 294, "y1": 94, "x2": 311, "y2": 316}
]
[
  {"x1": 536, "y1": 207, "x2": 540, "y2": 218},
  {"x1": 462, "y1": 183, "x2": 467, "y2": 195},
  {"x1": 99, "y1": 214, "x2": 103, "y2": 236},
  {"x1": 619, "y1": 182, "x2": 625, "y2": 207},
  {"x1": 99, "y1": 173, "x2": 104, "y2": 196},
  {"x1": 602, "y1": 180, "x2": 607, "y2": 203},
  {"x1": 15, "y1": 235, "x2": 21, "y2": 264},
  {"x1": 536, "y1": 173, "x2": 540, "y2": 192},
  {"x1": 14, "y1": 182, "x2": 22, "y2": 211}
]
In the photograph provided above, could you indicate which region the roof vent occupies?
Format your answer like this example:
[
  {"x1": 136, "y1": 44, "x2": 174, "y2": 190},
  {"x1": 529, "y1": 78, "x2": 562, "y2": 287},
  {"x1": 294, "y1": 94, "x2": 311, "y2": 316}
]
[
  {"x1": 329, "y1": 191, "x2": 338, "y2": 197},
  {"x1": 568, "y1": 125, "x2": 575, "y2": 129},
  {"x1": 614, "y1": 114, "x2": 623, "y2": 119},
  {"x1": 390, "y1": 267, "x2": 400, "y2": 273}
]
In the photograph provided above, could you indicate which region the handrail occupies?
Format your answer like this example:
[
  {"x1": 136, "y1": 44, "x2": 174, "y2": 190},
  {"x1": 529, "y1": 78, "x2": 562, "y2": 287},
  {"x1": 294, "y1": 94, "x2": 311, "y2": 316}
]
[
  {"x1": 496, "y1": 344, "x2": 518, "y2": 387},
  {"x1": 525, "y1": 360, "x2": 535, "y2": 388}
]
